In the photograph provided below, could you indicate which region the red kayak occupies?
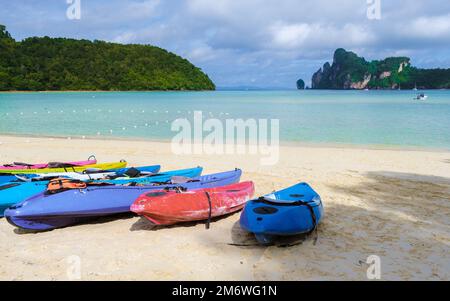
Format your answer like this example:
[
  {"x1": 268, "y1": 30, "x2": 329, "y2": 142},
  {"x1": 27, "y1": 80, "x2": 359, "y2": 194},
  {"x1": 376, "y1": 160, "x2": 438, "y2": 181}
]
[{"x1": 130, "y1": 181, "x2": 255, "y2": 226}]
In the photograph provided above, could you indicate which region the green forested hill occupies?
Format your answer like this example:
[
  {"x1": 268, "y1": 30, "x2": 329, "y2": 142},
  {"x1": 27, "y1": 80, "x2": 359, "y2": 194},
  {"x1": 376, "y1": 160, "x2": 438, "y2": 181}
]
[
  {"x1": 0, "y1": 25, "x2": 215, "y2": 91},
  {"x1": 311, "y1": 48, "x2": 450, "y2": 90}
]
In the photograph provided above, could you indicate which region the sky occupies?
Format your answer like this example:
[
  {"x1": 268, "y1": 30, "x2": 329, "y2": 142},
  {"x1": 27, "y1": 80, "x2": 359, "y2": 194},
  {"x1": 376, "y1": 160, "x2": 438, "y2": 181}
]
[{"x1": 1, "y1": 0, "x2": 450, "y2": 89}]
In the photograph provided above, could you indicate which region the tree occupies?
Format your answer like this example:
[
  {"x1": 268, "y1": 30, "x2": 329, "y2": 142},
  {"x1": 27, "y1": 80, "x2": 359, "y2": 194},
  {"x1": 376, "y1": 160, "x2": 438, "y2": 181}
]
[
  {"x1": 296, "y1": 79, "x2": 305, "y2": 90},
  {"x1": 0, "y1": 24, "x2": 215, "y2": 91}
]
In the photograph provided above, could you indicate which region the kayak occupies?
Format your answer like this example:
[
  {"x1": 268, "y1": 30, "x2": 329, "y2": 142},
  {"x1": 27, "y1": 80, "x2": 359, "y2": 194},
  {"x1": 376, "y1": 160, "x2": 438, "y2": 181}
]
[
  {"x1": 19, "y1": 165, "x2": 161, "y2": 182},
  {"x1": 5, "y1": 169, "x2": 241, "y2": 230},
  {"x1": 0, "y1": 164, "x2": 160, "y2": 185},
  {"x1": 239, "y1": 182, "x2": 323, "y2": 244},
  {"x1": 0, "y1": 166, "x2": 197, "y2": 217},
  {"x1": 0, "y1": 161, "x2": 127, "y2": 174},
  {"x1": 0, "y1": 156, "x2": 97, "y2": 170},
  {"x1": 131, "y1": 181, "x2": 255, "y2": 226}
]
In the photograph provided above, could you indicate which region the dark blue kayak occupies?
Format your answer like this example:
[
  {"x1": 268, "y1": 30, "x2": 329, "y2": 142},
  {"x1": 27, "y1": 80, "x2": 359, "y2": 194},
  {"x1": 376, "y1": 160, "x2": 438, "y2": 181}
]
[
  {"x1": 239, "y1": 182, "x2": 323, "y2": 244},
  {"x1": 5, "y1": 169, "x2": 242, "y2": 231}
]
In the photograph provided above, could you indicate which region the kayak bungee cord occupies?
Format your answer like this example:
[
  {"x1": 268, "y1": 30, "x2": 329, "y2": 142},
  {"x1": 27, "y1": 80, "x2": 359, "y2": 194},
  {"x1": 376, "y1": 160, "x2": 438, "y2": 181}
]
[{"x1": 205, "y1": 191, "x2": 212, "y2": 230}]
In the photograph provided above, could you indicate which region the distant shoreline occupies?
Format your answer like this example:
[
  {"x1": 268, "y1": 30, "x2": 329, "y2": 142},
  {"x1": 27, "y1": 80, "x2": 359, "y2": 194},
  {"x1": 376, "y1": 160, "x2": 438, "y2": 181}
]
[
  {"x1": 0, "y1": 90, "x2": 216, "y2": 93},
  {"x1": 0, "y1": 89, "x2": 448, "y2": 93}
]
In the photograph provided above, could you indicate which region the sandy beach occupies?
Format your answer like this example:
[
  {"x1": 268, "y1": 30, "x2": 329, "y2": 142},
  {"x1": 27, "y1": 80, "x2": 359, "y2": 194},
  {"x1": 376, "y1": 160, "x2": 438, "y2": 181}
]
[{"x1": 0, "y1": 135, "x2": 449, "y2": 280}]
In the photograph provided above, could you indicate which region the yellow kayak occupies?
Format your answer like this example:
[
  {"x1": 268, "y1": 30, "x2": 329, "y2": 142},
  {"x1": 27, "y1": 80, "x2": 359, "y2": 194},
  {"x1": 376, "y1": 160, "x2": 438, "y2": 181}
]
[{"x1": 0, "y1": 161, "x2": 127, "y2": 174}]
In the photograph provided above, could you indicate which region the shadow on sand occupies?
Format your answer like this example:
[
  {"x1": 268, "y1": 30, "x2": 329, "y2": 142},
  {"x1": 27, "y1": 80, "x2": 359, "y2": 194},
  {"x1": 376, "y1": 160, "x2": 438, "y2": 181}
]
[
  {"x1": 228, "y1": 220, "x2": 316, "y2": 248},
  {"x1": 327, "y1": 171, "x2": 450, "y2": 225},
  {"x1": 129, "y1": 211, "x2": 241, "y2": 232}
]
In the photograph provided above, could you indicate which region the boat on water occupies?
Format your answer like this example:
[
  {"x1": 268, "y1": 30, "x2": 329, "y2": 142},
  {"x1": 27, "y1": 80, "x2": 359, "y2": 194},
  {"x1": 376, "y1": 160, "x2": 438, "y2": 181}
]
[
  {"x1": 414, "y1": 93, "x2": 428, "y2": 100},
  {"x1": 239, "y1": 182, "x2": 323, "y2": 244}
]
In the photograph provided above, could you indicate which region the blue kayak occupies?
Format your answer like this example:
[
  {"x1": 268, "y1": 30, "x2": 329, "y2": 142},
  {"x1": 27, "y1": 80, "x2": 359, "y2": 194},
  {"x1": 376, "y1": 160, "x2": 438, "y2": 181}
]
[
  {"x1": 5, "y1": 169, "x2": 241, "y2": 231},
  {"x1": 0, "y1": 166, "x2": 199, "y2": 217},
  {"x1": 239, "y1": 182, "x2": 323, "y2": 244}
]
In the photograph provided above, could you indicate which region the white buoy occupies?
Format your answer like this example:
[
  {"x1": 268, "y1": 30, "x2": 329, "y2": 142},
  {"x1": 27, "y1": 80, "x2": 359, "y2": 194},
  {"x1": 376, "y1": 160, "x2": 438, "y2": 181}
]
[
  {"x1": 82, "y1": 136, "x2": 86, "y2": 139},
  {"x1": 153, "y1": 110, "x2": 157, "y2": 113},
  {"x1": 110, "y1": 129, "x2": 113, "y2": 133},
  {"x1": 122, "y1": 127, "x2": 126, "y2": 130},
  {"x1": 134, "y1": 125, "x2": 137, "y2": 128},
  {"x1": 97, "y1": 132, "x2": 101, "y2": 136}
]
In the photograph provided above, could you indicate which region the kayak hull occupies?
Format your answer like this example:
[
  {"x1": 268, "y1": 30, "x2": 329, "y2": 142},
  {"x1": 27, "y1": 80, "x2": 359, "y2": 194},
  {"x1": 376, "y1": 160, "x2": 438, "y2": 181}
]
[
  {"x1": 5, "y1": 169, "x2": 241, "y2": 230},
  {"x1": 239, "y1": 182, "x2": 323, "y2": 244},
  {"x1": 131, "y1": 181, "x2": 255, "y2": 226}
]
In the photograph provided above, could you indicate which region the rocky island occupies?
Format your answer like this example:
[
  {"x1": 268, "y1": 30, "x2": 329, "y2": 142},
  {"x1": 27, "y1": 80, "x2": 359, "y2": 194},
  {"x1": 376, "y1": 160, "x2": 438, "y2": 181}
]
[
  {"x1": 0, "y1": 25, "x2": 215, "y2": 91},
  {"x1": 311, "y1": 48, "x2": 450, "y2": 90}
]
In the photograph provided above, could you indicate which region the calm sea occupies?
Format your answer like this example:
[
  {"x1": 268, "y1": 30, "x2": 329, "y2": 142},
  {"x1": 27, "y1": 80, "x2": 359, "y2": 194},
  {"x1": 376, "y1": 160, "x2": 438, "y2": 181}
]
[{"x1": 0, "y1": 90, "x2": 449, "y2": 150}]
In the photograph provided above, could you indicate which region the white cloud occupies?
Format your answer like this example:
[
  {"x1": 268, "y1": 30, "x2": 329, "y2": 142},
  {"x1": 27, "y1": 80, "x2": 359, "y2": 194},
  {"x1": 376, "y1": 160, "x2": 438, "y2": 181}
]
[
  {"x1": 2, "y1": 0, "x2": 450, "y2": 88},
  {"x1": 187, "y1": 45, "x2": 218, "y2": 62},
  {"x1": 400, "y1": 14, "x2": 450, "y2": 39}
]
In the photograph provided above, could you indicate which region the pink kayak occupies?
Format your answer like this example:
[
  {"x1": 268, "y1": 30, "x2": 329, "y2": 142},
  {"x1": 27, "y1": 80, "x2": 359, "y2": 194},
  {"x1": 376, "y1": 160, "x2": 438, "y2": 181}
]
[{"x1": 0, "y1": 155, "x2": 97, "y2": 170}]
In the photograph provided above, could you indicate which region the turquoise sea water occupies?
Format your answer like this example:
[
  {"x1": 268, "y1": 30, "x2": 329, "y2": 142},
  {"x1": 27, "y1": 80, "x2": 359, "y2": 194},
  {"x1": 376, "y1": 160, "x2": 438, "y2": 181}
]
[{"x1": 0, "y1": 90, "x2": 449, "y2": 149}]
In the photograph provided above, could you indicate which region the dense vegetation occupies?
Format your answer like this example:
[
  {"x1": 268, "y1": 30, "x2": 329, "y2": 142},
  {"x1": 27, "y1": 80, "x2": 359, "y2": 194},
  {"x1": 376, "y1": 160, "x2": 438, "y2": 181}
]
[
  {"x1": 0, "y1": 25, "x2": 215, "y2": 91},
  {"x1": 311, "y1": 48, "x2": 450, "y2": 89},
  {"x1": 296, "y1": 79, "x2": 305, "y2": 90}
]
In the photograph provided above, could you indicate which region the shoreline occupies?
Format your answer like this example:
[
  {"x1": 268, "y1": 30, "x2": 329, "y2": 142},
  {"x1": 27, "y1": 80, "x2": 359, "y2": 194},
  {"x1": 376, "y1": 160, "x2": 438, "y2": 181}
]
[
  {"x1": 0, "y1": 133, "x2": 449, "y2": 154},
  {"x1": 1, "y1": 89, "x2": 449, "y2": 93}
]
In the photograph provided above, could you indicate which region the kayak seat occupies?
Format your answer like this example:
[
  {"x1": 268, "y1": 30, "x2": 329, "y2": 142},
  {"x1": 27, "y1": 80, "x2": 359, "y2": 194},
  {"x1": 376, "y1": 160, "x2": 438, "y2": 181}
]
[
  {"x1": 145, "y1": 191, "x2": 167, "y2": 197},
  {"x1": 289, "y1": 194, "x2": 304, "y2": 198},
  {"x1": 47, "y1": 162, "x2": 78, "y2": 168},
  {"x1": 13, "y1": 162, "x2": 35, "y2": 167},
  {"x1": 123, "y1": 167, "x2": 141, "y2": 178},
  {"x1": 253, "y1": 206, "x2": 279, "y2": 214}
]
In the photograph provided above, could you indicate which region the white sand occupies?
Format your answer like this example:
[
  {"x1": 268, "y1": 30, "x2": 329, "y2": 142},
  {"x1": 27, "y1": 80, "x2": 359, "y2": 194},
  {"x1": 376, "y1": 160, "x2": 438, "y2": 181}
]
[{"x1": 0, "y1": 135, "x2": 449, "y2": 280}]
